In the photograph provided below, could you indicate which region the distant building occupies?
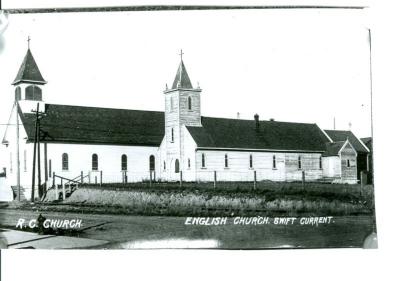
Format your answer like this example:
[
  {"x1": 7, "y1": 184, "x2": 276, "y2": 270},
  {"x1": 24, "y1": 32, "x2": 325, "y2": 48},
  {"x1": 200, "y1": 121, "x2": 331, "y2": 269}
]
[{"x1": 2, "y1": 47, "x2": 362, "y2": 200}]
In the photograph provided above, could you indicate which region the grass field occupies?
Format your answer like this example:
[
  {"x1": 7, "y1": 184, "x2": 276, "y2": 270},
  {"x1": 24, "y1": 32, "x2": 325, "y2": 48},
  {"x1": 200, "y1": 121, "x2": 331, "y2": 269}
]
[{"x1": 40, "y1": 181, "x2": 375, "y2": 217}]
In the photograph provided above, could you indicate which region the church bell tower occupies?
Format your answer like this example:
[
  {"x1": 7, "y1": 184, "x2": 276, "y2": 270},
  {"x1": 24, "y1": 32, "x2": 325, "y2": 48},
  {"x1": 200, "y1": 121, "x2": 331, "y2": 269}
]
[{"x1": 12, "y1": 39, "x2": 47, "y2": 113}]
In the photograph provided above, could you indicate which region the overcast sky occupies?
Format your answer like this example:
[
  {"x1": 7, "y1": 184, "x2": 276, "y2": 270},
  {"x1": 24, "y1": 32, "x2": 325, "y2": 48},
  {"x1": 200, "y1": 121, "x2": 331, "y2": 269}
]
[{"x1": 0, "y1": 8, "x2": 371, "y2": 166}]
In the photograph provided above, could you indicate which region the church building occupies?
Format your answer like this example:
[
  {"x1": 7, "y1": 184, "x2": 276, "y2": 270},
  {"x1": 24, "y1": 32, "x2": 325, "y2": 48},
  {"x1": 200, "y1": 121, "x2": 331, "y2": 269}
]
[{"x1": 1, "y1": 47, "x2": 367, "y2": 200}]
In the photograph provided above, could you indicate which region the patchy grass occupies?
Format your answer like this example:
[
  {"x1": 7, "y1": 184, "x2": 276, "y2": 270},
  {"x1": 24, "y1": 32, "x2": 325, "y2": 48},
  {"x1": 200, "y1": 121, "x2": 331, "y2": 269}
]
[{"x1": 41, "y1": 182, "x2": 374, "y2": 217}]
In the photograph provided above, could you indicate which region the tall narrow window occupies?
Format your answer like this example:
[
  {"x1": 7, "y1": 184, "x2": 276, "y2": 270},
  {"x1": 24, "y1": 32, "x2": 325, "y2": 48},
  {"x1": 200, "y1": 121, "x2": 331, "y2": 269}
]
[
  {"x1": 121, "y1": 154, "x2": 127, "y2": 171},
  {"x1": 225, "y1": 154, "x2": 229, "y2": 168},
  {"x1": 188, "y1": 96, "x2": 192, "y2": 110},
  {"x1": 188, "y1": 158, "x2": 191, "y2": 169},
  {"x1": 15, "y1": 87, "x2": 21, "y2": 101},
  {"x1": 273, "y1": 155, "x2": 277, "y2": 169},
  {"x1": 149, "y1": 155, "x2": 155, "y2": 171},
  {"x1": 249, "y1": 154, "x2": 253, "y2": 168},
  {"x1": 92, "y1": 154, "x2": 98, "y2": 171},
  {"x1": 175, "y1": 159, "x2": 180, "y2": 173},
  {"x1": 201, "y1": 153, "x2": 206, "y2": 168},
  {"x1": 62, "y1": 153, "x2": 69, "y2": 171},
  {"x1": 171, "y1": 128, "x2": 174, "y2": 142},
  {"x1": 163, "y1": 161, "x2": 166, "y2": 171},
  {"x1": 319, "y1": 157, "x2": 323, "y2": 169},
  {"x1": 49, "y1": 159, "x2": 52, "y2": 177},
  {"x1": 298, "y1": 156, "x2": 302, "y2": 169},
  {"x1": 23, "y1": 150, "x2": 27, "y2": 172},
  {"x1": 347, "y1": 159, "x2": 350, "y2": 168},
  {"x1": 170, "y1": 97, "x2": 173, "y2": 112}
]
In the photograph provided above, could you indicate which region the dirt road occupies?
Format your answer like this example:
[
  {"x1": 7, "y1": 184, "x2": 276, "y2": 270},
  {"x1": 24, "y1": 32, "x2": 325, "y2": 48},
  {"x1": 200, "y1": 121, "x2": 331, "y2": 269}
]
[{"x1": 0, "y1": 208, "x2": 375, "y2": 249}]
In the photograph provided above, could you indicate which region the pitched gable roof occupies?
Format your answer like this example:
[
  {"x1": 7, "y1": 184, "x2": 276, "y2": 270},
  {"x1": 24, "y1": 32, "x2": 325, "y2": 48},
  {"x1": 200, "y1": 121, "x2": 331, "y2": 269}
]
[
  {"x1": 172, "y1": 60, "x2": 193, "y2": 89},
  {"x1": 187, "y1": 117, "x2": 331, "y2": 152},
  {"x1": 323, "y1": 141, "x2": 346, "y2": 156},
  {"x1": 12, "y1": 49, "x2": 46, "y2": 85},
  {"x1": 324, "y1": 130, "x2": 369, "y2": 153},
  {"x1": 19, "y1": 104, "x2": 165, "y2": 146}
]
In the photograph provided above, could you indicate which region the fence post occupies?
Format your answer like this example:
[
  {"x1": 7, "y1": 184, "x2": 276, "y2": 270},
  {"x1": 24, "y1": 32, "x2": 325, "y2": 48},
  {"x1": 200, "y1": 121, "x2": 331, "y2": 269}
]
[
  {"x1": 253, "y1": 170, "x2": 257, "y2": 190},
  {"x1": 62, "y1": 183, "x2": 66, "y2": 200},
  {"x1": 302, "y1": 170, "x2": 305, "y2": 191},
  {"x1": 214, "y1": 171, "x2": 217, "y2": 189},
  {"x1": 81, "y1": 171, "x2": 83, "y2": 184},
  {"x1": 180, "y1": 171, "x2": 183, "y2": 187},
  {"x1": 55, "y1": 183, "x2": 58, "y2": 200},
  {"x1": 52, "y1": 172, "x2": 55, "y2": 188},
  {"x1": 100, "y1": 171, "x2": 103, "y2": 186},
  {"x1": 125, "y1": 172, "x2": 128, "y2": 184}
]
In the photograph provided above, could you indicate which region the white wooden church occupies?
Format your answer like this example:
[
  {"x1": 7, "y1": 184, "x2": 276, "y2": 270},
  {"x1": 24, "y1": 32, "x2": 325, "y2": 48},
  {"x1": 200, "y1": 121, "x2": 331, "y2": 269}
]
[{"x1": 1, "y1": 47, "x2": 369, "y2": 200}]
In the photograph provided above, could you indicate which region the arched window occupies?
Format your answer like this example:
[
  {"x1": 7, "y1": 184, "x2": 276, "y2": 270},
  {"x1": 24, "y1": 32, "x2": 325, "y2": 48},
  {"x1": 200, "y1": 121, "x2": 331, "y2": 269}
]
[
  {"x1": 188, "y1": 96, "x2": 192, "y2": 110},
  {"x1": 62, "y1": 153, "x2": 69, "y2": 171},
  {"x1": 319, "y1": 157, "x2": 323, "y2": 169},
  {"x1": 225, "y1": 154, "x2": 229, "y2": 168},
  {"x1": 298, "y1": 156, "x2": 302, "y2": 169},
  {"x1": 149, "y1": 155, "x2": 155, "y2": 171},
  {"x1": 201, "y1": 153, "x2": 206, "y2": 168},
  {"x1": 249, "y1": 154, "x2": 253, "y2": 168},
  {"x1": 121, "y1": 154, "x2": 127, "y2": 171},
  {"x1": 92, "y1": 154, "x2": 98, "y2": 171},
  {"x1": 15, "y1": 87, "x2": 21, "y2": 101},
  {"x1": 175, "y1": 159, "x2": 180, "y2": 173},
  {"x1": 25, "y1": 85, "x2": 42, "y2": 101},
  {"x1": 273, "y1": 155, "x2": 277, "y2": 169},
  {"x1": 171, "y1": 128, "x2": 174, "y2": 142}
]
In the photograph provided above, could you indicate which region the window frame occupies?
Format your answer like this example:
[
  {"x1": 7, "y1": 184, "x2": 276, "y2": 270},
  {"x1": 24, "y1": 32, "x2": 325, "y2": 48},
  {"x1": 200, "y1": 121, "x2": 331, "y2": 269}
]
[
  {"x1": 273, "y1": 155, "x2": 277, "y2": 169},
  {"x1": 62, "y1": 153, "x2": 69, "y2": 171},
  {"x1": 201, "y1": 153, "x2": 206, "y2": 168},
  {"x1": 249, "y1": 154, "x2": 253, "y2": 169},
  {"x1": 188, "y1": 96, "x2": 192, "y2": 110},
  {"x1": 121, "y1": 154, "x2": 128, "y2": 171},
  {"x1": 224, "y1": 154, "x2": 229, "y2": 168},
  {"x1": 298, "y1": 156, "x2": 302, "y2": 170}
]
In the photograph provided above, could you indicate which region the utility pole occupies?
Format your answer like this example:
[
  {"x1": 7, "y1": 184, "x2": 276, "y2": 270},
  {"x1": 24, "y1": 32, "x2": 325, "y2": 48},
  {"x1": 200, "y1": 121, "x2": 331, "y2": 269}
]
[
  {"x1": 31, "y1": 103, "x2": 39, "y2": 202},
  {"x1": 37, "y1": 116, "x2": 42, "y2": 198},
  {"x1": 16, "y1": 101, "x2": 21, "y2": 201}
]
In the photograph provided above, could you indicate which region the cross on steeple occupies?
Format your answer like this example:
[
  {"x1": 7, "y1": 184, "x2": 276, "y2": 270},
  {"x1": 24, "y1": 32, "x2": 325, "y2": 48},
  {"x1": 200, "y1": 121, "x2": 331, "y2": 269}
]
[
  {"x1": 179, "y1": 49, "x2": 184, "y2": 61},
  {"x1": 27, "y1": 36, "x2": 31, "y2": 49}
]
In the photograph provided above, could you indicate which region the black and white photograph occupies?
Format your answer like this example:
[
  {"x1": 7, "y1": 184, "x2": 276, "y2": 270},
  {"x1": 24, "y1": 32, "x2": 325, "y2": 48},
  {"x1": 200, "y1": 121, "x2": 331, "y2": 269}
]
[{"x1": 0, "y1": 2, "x2": 379, "y2": 253}]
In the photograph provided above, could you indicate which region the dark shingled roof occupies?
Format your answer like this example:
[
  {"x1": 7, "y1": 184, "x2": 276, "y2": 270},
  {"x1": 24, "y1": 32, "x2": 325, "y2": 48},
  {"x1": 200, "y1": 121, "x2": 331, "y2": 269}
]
[
  {"x1": 324, "y1": 130, "x2": 369, "y2": 153},
  {"x1": 12, "y1": 49, "x2": 46, "y2": 85},
  {"x1": 19, "y1": 104, "x2": 165, "y2": 146},
  {"x1": 187, "y1": 117, "x2": 331, "y2": 152},
  {"x1": 172, "y1": 60, "x2": 193, "y2": 89},
  {"x1": 323, "y1": 141, "x2": 346, "y2": 156}
]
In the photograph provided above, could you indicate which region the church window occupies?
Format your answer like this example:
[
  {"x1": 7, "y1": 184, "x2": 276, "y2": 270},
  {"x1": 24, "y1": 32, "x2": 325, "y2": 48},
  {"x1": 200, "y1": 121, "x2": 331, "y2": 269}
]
[
  {"x1": 249, "y1": 154, "x2": 253, "y2": 168},
  {"x1": 347, "y1": 159, "x2": 350, "y2": 168},
  {"x1": 225, "y1": 154, "x2": 229, "y2": 168},
  {"x1": 149, "y1": 155, "x2": 155, "y2": 171},
  {"x1": 62, "y1": 153, "x2": 69, "y2": 171},
  {"x1": 298, "y1": 156, "x2": 302, "y2": 169},
  {"x1": 201, "y1": 153, "x2": 206, "y2": 168},
  {"x1": 188, "y1": 96, "x2": 192, "y2": 110},
  {"x1": 25, "y1": 85, "x2": 42, "y2": 101},
  {"x1": 273, "y1": 155, "x2": 277, "y2": 169},
  {"x1": 15, "y1": 87, "x2": 21, "y2": 101},
  {"x1": 319, "y1": 157, "x2": 323, "y2": 169},
  {"x1": 175, "y1": 159, "x2": 180, "y2": 173},
  {"x1": 163, "y1": 161, "x2": 166, "y2": 171},
  {"x1": 171, "y1": 128, "x2": 174, "y2": 142},
  {"x1": 188, "y1": 158, "x2": 191, "y2": 169},
  {"x1": 92, "y1": 154, "x2": 98, "y2": 171},
  {"x1": 121, "y1": 154, "x2": 127, "y2": 171}
]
